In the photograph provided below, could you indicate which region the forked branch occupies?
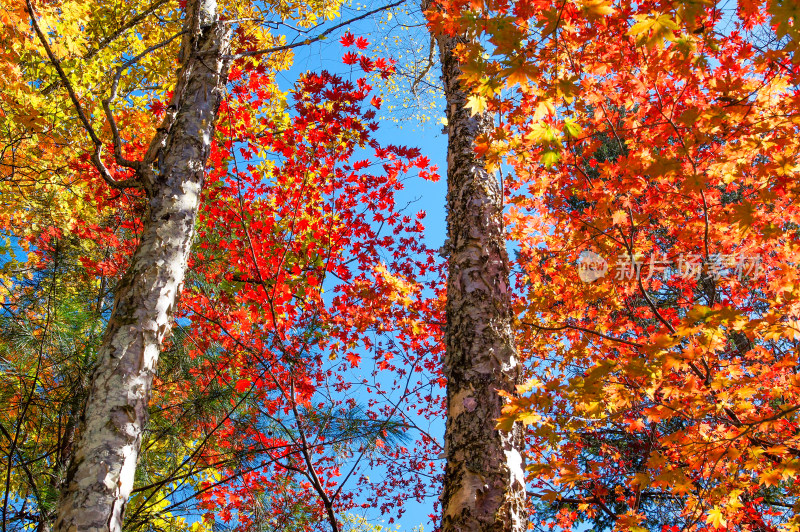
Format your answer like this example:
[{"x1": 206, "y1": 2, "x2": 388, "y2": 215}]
[{"x1": 25, "y1": 0, "x2": 143, "y2": 190}]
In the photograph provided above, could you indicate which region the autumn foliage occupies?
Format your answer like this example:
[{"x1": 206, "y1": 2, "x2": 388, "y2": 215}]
[
  {"x1": 427, "y1": 0, "x2": 800, "y2": 529},
  {"x1": 1, "y1": 2, "x2": 445, "y2": 528},
  {"x1": 175, "y1": 51, "x2": 445, "y2": 528},
  {"x1": 3, "y1": 0, "x2": 800, "y2": 530}
]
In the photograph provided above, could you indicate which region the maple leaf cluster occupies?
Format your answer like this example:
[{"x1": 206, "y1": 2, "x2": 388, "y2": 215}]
[{"x1": 431, "y1": 0, "x2": 800, "y2": 529}]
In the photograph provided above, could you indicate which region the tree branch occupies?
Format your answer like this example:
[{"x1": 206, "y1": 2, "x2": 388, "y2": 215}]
[
  {"x1": 289, "y1": 379, "x2": 340, "y2": 532},
  {"x1": 25, "y1": 0, "x2": 143, "y2": 190},
  {"x1": 232, "y1": 0, "x2": 405, "y2": 59},
  {"x1": 102, "y1": 31, "x2": 186, "y2": 170}
]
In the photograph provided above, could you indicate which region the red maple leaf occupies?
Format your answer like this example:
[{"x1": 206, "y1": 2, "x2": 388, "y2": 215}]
[{"x1": 358, "y1": 56, "x2": 373, "y2": 72}]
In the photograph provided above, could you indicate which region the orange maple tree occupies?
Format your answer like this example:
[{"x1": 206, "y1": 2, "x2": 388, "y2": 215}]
[{"x1": 428, "y1": 0, "x2": 800, "y2": 529}]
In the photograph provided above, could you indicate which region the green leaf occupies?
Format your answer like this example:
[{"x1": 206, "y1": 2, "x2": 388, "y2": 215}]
[{"x1": 541, "y1": 149, "x2": 560, "y2": 168}]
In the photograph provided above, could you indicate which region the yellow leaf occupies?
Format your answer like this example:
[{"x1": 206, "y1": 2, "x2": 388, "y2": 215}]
[
  {"x1": 760, "y1": 469, "x2": 783, "y2": 487},
  {"x1": 706, "y1": 507, "x2": 727, "y2": 529},
  {"x1": 581, "y1": 0, "x2": 614, "y2": 16},
  {"x1": 496, "y1": 415, "x2": 515, "y2": 431},
  {"x1": 727, "y1": 490, "x2": 743, "y2": 510},
  {"x1": 532, "y1": 100, "x2": 556, "y2": 122},
  {"x1": 632, "y1": 472, "x2": 650, "y2": 487},
  {"x1": 628, "y1": 15, "x2": 658, "y2": 36},
  {"x1": 563, "y1": 118, "x2": 582, "y2": 138},
  {"x1": 627, "y1": 13, "x2": 679, "y2": 49},
  {"x1": 519, "y1": 412, "x2": 541, "y2": 425},
  {"x1": 465, "y1": 94, "x2": 487, "y2": 116}
]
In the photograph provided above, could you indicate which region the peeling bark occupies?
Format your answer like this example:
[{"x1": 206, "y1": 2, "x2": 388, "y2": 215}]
[
  {"x1": 52, "y1": 2, "x2": 232, "y2": 531},
  {"x1": 424, "y1": 2, "x2": 527, "y2": 530}
]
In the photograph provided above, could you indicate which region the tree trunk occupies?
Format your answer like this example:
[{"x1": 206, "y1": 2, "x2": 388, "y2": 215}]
[
  {"x1": 53, "y1": 2, "x2": 232, "y2": 531},
  {"x1": 424, "y1": 3, "x2": 527, "y2": 531}
]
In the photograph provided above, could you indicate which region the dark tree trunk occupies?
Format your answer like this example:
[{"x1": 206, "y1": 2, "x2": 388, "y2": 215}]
[{"x1": 423, "y1": 1, "x2": 527, "y2": 530}]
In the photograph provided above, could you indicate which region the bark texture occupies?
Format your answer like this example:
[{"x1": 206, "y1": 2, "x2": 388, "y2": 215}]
[
  {"x1": 425, "y1": 3, "x2": 527, "y2": 530},
  {"x1": 53, "y1": 2, "x2": 232, "y2": 531}
]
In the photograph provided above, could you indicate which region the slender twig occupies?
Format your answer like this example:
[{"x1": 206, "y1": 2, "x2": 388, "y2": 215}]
[
  {"x1": 233, "y1": 0, "x2": 406, "y2": 59},
  {"x1": 332, "y1": 366, "x2": 417, "y2": 501},
  {"x1": 524, "y1": 320, "x2": 644, "y2": 348}
]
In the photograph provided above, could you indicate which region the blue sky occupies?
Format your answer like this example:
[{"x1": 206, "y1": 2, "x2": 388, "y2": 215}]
[{"x1": 271, "y1": 4, "x2": 451, "y2": 529}]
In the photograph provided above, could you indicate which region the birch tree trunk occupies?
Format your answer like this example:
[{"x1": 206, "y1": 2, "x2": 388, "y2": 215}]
[
  {"x1": 53, "y1": 2, "x2": 232, "y2": 530},
  {"x1": 424, "y1": 2, "x2": 527, "y2": 530}
]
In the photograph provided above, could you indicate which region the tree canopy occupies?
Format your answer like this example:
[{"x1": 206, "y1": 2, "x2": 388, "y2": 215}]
[{"x1": 1, "y1": 0, "x2": 799, "y2": 531}]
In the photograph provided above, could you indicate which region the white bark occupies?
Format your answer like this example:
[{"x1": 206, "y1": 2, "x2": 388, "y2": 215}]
[{"x1": 52, "y1": 1, "x2": 232, "y2": 530}]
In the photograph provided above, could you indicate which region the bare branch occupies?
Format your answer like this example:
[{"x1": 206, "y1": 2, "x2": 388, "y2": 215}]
[{"x1": 232, "y1": 0, "x2": 406, "y2": 59}]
